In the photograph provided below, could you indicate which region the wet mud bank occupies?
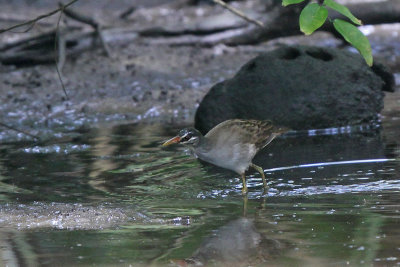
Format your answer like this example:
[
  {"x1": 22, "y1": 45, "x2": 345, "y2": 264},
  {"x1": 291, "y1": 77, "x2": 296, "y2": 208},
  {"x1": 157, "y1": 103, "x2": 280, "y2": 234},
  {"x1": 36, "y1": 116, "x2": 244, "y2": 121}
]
[{"x1": 0, "y1": 0, "x2": 399, "y2": 141}]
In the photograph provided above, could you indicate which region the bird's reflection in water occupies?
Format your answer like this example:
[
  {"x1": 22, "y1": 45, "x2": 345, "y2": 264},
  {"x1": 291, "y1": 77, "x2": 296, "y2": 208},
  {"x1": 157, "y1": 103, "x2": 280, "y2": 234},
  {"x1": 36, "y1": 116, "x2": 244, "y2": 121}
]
[
  {"x1": 173, "y1": 196, "x2": 285, "y2": 267},
  {"x1": 243, "y1": 194, "x2": 248, "y2": 217}
]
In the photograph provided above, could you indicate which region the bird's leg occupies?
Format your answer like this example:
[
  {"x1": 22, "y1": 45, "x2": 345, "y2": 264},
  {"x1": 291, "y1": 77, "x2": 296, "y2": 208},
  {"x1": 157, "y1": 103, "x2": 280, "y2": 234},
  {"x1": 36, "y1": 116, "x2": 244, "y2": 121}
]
[
  {"x1": 241, "y1": 173, "x2": 248, "y2": 195},
  {"x1": 250, "y1": 163, "x2": 268, "y2": 190}
]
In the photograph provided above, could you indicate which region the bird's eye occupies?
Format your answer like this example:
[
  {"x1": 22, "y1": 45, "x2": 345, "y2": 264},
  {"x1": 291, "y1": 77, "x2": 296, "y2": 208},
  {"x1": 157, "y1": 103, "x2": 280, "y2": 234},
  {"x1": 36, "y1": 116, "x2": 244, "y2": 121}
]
[{"x1": 181, "y1": 135, "x2": 191, "y2": 142}]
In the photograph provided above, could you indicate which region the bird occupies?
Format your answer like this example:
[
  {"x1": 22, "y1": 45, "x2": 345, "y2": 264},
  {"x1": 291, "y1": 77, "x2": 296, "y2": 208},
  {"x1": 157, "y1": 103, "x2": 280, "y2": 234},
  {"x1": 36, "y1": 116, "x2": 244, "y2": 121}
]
[{"x1": 162, "y1": 119, "x2": 289, "y2": 194}]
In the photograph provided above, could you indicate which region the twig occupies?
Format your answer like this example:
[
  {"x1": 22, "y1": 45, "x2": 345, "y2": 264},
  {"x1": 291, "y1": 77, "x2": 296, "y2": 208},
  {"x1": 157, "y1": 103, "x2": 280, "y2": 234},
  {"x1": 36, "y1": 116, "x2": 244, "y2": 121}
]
[
  {"x1": 211, "y1": 0, "x2": 264, "y2": 28},
  {"x1": 55, "y1": 6, "x2": 69, "y2": 100},
  {"x1": 59, "y1": 3, "x2": 98, "y2": 28},
  {"x1": 59, "y1": 3, "x2": 111, "y2": 57},
  {"x1": 96, "y1": 29, "x2": 112, "y2": 57},
  {"x1": 13, "y1": 22, "x2": 36, "y2": 34},
  {"x1": 119, "y1": 6, "x2": 136, "y2": 19},
  {"x1": 56, "y1": 30, "x2": 66, "y2": 72},
  {"x1": 0, "y1": 0, "x2": 80, "y2": 34},
  {"x1": 0, "y1": 15, "x2": 53, "y2": 27},
  {"x1": 0, "y1": 122, "x2": 39, "y2": 140}
]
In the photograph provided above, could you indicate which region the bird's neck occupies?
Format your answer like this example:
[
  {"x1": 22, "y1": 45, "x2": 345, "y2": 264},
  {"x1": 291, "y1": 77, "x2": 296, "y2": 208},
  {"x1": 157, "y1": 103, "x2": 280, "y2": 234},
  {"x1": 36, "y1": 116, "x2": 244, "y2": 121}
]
[{"x1": 193, "y1": 135, "x2": 212, "y2": 153}]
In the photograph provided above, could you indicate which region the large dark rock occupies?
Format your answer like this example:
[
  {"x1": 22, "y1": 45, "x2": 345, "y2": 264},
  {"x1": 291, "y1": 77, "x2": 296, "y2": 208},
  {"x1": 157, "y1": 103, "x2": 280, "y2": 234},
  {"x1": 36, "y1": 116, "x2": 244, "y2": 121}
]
[{"x1": 195, "y1": 46, "x2": 394, "y2": 134}]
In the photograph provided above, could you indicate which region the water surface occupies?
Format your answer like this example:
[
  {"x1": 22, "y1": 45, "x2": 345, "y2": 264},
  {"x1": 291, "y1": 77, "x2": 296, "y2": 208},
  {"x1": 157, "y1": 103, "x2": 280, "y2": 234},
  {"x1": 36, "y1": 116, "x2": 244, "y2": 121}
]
[{"x1": 0, "y1": 120, "x2": 399, "y2": 266}]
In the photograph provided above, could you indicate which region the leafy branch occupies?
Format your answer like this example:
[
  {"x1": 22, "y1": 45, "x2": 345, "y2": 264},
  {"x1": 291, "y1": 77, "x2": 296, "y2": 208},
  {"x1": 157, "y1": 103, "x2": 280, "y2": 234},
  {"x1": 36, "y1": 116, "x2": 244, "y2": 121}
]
[{"x1": 283, "y1": 0, "x2": 373, "y2": 66}]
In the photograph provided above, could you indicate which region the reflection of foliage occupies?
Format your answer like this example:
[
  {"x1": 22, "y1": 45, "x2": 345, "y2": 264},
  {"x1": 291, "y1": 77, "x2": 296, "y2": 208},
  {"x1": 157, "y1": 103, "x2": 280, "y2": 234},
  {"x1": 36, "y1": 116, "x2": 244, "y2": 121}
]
[{"x1": 283, "y1": 0, "x2": 373, "y2": 66}]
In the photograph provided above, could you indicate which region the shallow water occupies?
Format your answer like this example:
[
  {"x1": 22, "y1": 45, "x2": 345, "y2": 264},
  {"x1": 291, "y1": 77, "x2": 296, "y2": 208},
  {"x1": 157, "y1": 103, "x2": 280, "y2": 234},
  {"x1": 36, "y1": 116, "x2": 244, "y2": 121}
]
[{"x1": 0, "y1": 119, "x2": 399, "y2": 266}]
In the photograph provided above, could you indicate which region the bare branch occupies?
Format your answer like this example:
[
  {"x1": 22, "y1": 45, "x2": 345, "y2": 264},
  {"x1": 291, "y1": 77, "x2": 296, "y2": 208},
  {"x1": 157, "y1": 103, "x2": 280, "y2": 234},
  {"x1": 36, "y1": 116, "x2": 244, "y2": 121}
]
[
  {"x1": 0, "y1": 0, "x2": 80, "y2": 34},
  {"x1": 211, "y1": 0, "x2": 264, "y2": 28}
]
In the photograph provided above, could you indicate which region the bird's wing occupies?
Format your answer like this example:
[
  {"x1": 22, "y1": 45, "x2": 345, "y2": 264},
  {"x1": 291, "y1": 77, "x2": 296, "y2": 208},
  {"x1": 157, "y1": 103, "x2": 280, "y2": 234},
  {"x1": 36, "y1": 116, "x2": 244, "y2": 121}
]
[{"x1": 205, "y1": 119, "x2": 286, "y2": 149}]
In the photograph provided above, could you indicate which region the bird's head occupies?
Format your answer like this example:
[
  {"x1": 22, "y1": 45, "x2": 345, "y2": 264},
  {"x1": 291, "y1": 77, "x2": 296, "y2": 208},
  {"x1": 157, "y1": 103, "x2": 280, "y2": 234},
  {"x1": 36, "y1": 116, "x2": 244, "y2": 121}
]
[{"x1": 162, "y1": 128, "x2": 202, "y2": 147}]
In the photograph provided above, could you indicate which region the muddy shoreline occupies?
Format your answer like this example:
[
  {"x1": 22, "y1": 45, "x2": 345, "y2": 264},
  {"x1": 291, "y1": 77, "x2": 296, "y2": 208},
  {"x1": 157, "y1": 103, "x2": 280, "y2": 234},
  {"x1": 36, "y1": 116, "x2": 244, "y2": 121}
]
[{"x1": 0, "y1": 0, "x2": 399, "y2": 141}]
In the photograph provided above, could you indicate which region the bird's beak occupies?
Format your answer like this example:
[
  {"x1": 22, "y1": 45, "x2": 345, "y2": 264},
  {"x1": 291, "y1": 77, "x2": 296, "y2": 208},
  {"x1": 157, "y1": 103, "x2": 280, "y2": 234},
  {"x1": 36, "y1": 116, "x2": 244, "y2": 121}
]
[{"x1": 162, "y1": 136, "x2": 181, "y2": 146}]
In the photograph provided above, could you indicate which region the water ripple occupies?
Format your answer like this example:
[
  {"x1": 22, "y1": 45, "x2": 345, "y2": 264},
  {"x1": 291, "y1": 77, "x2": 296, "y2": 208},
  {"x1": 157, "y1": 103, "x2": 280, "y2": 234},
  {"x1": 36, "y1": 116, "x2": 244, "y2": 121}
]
[
  {"x1": 265, "y1": 158, "x2": 397, "y2": 172},
  {"x1": 273, "y1": 179, "x2": 400, "y2": 197}
]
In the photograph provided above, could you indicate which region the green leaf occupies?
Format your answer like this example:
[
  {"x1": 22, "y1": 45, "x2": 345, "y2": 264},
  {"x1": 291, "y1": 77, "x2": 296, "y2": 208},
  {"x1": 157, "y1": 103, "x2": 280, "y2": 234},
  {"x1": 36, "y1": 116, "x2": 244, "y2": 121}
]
[
  {"x1": 324, "y1": 0, "x2": 362, "y2": 25},
  {"x1": 333, "y1": 19, "x2": 373, "y2": 66},
  {"x1": 282, "y1": 0, "x2": 305, "y2": 6},
  {"x1": 299, "y1": 3, "x2": 328, "y2": 35}
]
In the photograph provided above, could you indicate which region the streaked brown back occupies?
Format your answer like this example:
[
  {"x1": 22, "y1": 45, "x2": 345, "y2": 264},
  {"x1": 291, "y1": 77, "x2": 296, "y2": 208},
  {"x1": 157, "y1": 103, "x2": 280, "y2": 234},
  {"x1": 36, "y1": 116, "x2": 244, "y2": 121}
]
[{"x1": 205, "y1": 119, "x2": 288, "y2": 150}]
